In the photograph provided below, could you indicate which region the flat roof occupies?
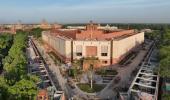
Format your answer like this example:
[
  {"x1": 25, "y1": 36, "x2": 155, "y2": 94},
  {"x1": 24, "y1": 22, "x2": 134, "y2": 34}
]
[{"x1": 44, "y1": 28, "x2": 139, "y2": 41}]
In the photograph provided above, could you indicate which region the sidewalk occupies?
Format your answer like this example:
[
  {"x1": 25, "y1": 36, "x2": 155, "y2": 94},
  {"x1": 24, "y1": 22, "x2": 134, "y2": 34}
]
[
  {"x1": 33, "y1": 40, "x2": 73, "y2": 99},
  {"x1": 97, "y1": 46, "x2": 150, "y2": 99}
]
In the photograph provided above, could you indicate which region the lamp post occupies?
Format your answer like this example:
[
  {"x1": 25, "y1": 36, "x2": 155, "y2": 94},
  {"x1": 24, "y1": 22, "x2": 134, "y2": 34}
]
[{"x1": 89, "y1": 64, "x2": 93, "y2": 89}]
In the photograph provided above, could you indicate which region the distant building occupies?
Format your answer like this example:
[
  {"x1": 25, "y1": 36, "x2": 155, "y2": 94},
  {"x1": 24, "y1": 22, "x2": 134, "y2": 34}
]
[
  {"x1": 52, "y1": 23, "x2": 62, "y2": 29},
  {"x1": 67, "y1": 24, "x2": 118, "y2": 30},
  {"x1": 0, "y1": 25, "x2": 16, "y2": 34},
  {"x1": 0, "y1": 21, "x2": 25, "y2": 34},
  {"x1": 141, "y1": 29, "x2": 153, "y2": 33},
  {"x1": 39, "y1": 19, "x2": 51, "y2": 29},
  {"x1": 67, "y1": 26, "x2": 86, "y2": 30},
  {"x1": 43, "y1": 21, "x2": 144, "y2": 70},
  {"x1": 39, "y1": 20, "x2": 62, "y2": 30},
  {"x1": 0, "y1": 20, "x2": 62, "y2": 34},
  {"x1": 97, "y1": 24, "x2": 118, "y2": 30},
  {"x1": 14, "y1": 20, "x2": 23, "y2": 30}
]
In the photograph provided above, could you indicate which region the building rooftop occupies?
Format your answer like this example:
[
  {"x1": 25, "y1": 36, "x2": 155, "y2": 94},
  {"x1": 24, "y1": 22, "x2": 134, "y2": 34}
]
[{"x1": 46, "y1": 22, "x2": 138, "y2": 41}]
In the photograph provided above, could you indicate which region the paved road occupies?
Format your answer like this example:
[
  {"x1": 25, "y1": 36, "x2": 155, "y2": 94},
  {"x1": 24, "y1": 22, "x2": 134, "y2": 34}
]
[{"x1": 33, "y1": 40, "x2": 74, "y2": 99}]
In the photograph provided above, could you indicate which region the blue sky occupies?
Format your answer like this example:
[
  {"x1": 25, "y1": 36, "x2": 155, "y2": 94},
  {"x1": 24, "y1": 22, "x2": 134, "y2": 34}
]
[{"x1": 0, "y1": 0, "x2": 170, "y2": 24}]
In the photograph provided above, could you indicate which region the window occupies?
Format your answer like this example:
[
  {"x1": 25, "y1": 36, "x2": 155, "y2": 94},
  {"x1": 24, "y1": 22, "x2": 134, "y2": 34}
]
[
  {"x1": 76, "y1": 45, "x2": 82, "y2": 56},
  {"x1": 101, "y1": 45, "x2": 108, "y2": 56},
  {"x1": 101, "y1": 53, "x2": 107, "y2": 56},
  {"x1": 76, "y1": 53, "x2": 82, "y2": 56},
  {"x1": 102, "y1": 60, "x2": 108, "y2": 64}
]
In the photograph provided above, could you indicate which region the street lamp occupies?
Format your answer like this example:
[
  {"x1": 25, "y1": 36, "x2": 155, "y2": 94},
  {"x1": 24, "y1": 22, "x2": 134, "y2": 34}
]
[{"x1": 89, "y1": 64, "x2": 94, "y2": 89}]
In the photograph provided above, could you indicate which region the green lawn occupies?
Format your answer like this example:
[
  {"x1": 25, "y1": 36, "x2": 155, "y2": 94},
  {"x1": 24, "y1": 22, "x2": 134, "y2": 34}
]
[
  {"x1": 96, "y1": 69, "x2": 118, "y2": 76},
  {"x1": 77, "y1": 83, "x2": 105, "y2": 93}
]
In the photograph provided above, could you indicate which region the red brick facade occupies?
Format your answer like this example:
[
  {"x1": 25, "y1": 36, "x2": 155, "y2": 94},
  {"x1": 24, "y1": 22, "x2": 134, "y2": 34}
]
[
  {"x1": 42, "y1": 21, "x2": 144, "y2": 70},
  {"x1": 50, "y1": 22, "x2": 135, "y2": 41},
  {"x1": 86, "y1": 46, "x2": 97, "y2": 57}
]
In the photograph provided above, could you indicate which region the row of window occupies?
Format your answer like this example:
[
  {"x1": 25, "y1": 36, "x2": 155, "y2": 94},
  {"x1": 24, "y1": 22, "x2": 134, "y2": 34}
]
[
  {"x1": 76, "y1": 45, "x2": 108, "y2": 57},
  {"x1": 76, "y1": 52, "x2": 108, "y2": 57},
  {"x1": 76, "y1": 46, "x2": 108, "y2": 52},
  {"x1": 76, "y1": 53, "x2": 108, "y2": 65}
]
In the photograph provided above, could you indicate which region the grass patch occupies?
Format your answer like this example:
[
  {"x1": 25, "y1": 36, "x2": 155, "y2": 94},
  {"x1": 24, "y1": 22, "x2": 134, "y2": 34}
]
[
  {"x1": 77, "y1": 83, "x2": 105, "y2": 93},
  {"x1": 48, "y1": 52, "x2": 62, "y2": 65},
  {"x1": 96, "y1": 69, "x2": 118, "y2": 76}
]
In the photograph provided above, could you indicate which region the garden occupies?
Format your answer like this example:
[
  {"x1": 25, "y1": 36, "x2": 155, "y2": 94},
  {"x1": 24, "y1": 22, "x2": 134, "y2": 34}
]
[
  {"x1": 77, "y1": 83, "x2": 105, "y2": 93},
  {"x1": 96, "y1": 69, "x2": 118, "y2": 76}
]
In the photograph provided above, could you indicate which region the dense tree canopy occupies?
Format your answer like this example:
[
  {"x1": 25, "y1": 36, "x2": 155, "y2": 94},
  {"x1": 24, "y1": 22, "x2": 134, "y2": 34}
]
[
  {"x1": 9, "y1": 79, "x2": 37, "y2": 100},
  {"x1": 159, "y1": 46, "x2": 170, "y2": 59},
  {"x1": 0, "y1": 32, "x2": 39, "y2": 100},
  {"x1": 30, "y1": 28, "x2": 43, "y2": 39},
  {"x1": 159, "y1": 56, "x2": 170, "y2": 78},
  {"x1": 0, "y1": 34, "x2": 12, "y2": 50},
  {"x1": 3, "y1": 32, "x2": 28, "y2": 85},
  {"x1": 0, "y1": 76, "x2": 9, "y2": 100},
  {"x1": 159, "y1": 29, "x2": 170, "y2": 78},
  {"x1": 145, "y1": 30, "x2": 161, "y2": 40},
  {"x1": 0, "y1": 33, "x2": 13, "y2": 70}
]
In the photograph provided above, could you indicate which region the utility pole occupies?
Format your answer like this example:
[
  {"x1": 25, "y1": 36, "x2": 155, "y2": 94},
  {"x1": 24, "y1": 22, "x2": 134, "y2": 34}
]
[{"x1": 90, "y1": 64, "x2": 93, "y2": 89}]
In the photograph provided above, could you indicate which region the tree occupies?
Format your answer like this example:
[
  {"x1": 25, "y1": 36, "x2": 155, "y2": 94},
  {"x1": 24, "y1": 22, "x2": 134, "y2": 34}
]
[
  {"x1": 0, "y1": 32, "x2": 39, "y2": 99},
  {"x1": 8, "y1": 79, "x2": 38, "y2": 100},
  {"x1": 159, "y1": 46, "x2": 170, "y2": 59},
  {"x1": 26, "y1": 74, "x2": 41, "y2": 84},
  {"x1": 162, "y1": 29, "x2": 170, "y2": 45},
  {"x1": 3, "y1": 32, "x2": 28, "y2": 84},
  {"x1": 159, "y1": 28, "x2": 170, "y2": 99},
  {"x1": 0, "y1": 77, "x2": 9, "y2": 100},
  {"x1": 159, "y1": 57, "x2": 170, "y2": 78},
  {"x1": 145, "y1": 31, "x2": 158, "y2": 39},
  {"x1": 30, "y1": 28, "x2": 43, "y2": 39},
  {"x1": 0, "y1": 33, "x2": 13, "y2": 70}
]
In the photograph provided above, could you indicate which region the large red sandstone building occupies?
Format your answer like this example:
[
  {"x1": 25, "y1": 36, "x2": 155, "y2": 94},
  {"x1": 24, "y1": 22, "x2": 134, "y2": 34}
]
[
  {"x1": 0, "y1": 20, "x2": 62, "y2": 34},
  {"x1": 42, "y1": 22, "x2": 144, "y2": 70}
]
